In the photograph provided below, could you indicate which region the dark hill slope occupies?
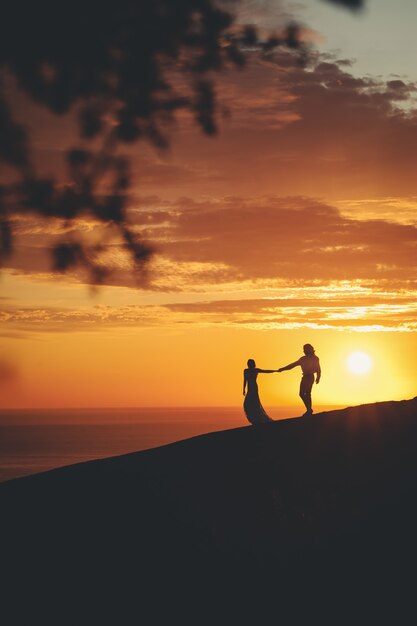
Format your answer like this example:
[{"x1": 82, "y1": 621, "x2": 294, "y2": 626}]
[{"x1": 2, "y1": 398, "x2": 417, "y2": 622}]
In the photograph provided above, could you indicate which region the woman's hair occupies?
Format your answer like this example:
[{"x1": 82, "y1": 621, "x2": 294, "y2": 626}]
[
  {"x1": 247, "y1": 358, "x2": 256, "y2": 368},
  {"x1": 303, "y1": 343, "x2": 315, "y2": 355}
]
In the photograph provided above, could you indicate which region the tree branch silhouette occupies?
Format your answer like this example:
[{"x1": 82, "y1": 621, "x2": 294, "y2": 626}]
[{"x1": 0, "y1": 0, "x2": 364, "y2": 285}]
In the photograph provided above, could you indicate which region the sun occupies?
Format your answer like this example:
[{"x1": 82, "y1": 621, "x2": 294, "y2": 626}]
[{"x1": 347, "y1": 351, "x2": 372, "y2": 375}]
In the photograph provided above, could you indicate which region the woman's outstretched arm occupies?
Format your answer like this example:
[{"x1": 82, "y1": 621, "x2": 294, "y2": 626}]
[
  {"x1": 256, "y1": 369, "x2": 278, "y2": 373},
  {"x1": 278, "y1": 360, "x2": 300, "y2": 372}
]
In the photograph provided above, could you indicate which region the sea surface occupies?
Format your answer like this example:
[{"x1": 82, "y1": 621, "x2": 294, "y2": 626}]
[{"x1": 0, "y1": 406, "x2": 336, "y2": 482}]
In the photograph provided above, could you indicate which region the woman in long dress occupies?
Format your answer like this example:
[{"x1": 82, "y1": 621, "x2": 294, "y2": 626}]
[{"x1": 243, "y1": 359, "x2": 276, "y2": 425}]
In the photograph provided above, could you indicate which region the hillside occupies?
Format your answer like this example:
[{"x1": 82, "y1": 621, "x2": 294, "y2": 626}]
[{"x1": 2, "y1": 398, "x2": 417, "y2": 622}]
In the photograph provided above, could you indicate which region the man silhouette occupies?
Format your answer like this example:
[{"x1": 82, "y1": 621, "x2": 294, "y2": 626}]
[{"x1": 278, "y1": 344, "x2": 321, "y2": 416}]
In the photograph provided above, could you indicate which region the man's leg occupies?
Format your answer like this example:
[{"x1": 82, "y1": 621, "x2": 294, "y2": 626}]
[
  {"x1": 300, "y1": 376, "x2": 313, "y2": 414},
  {"x1": 299, "y1": 379, "x2": 309, "y2": 411}
]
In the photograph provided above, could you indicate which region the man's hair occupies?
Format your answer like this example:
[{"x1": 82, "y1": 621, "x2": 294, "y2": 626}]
[{"x1": 303, "y1": 344, "x2": 315, "y2": 355}]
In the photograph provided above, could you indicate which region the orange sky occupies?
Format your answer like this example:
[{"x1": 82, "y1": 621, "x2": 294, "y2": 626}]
[{"x1": 1, "y1": 1, "x2": 417, "y2": 410}]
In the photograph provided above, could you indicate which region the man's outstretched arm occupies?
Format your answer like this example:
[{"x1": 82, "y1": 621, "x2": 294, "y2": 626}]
[{"x1": 278, "y1": 360, "x2": 300, "y2": 372}]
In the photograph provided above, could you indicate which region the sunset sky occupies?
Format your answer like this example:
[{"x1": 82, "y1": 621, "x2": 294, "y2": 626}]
[{"x1": 1, "y1": 0, "x2": 417, "y2": 410}]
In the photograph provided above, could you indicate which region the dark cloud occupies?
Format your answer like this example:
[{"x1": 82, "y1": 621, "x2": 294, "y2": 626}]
[
  {"x1": 273, "y1": 59, "x2": 417, "y2": 178},
  {"x1": 3, "y1": 194, "x2": 417, "y2": 292},
  {"x1": 3, "y1": 53, "x2": 417, "y2": 291},
  {"x1": 141, "y1": 196, "x2": 417, "y2": 283},
  {"x1": 131, "y1": 54, "x2": 417, "y2": 200}
]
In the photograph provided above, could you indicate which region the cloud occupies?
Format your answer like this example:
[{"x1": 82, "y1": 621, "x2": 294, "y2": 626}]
[
  {"x1": 163, "y1": 295, "x2": 417, "y2": 332},
  {"x1": 138, "y1": 195, "x2": 417, "y2": 285},
  {"x1": 3, "y1": 194, "x2": 417, "y2": 298},
  {"x1": 2, "y1": 281, "x2": 417, "y2": 333},
  {"x1": 116, "y1": 53, "x2": 417, "y2": 201},
  {"x1": 0, "y1": 305, "x2": 168, "y2": 332},
  {"x1": 2, "y1": 51, "x2": 417, "y2": 324},
  {"x1": 4, "y1": 49, "x2": 417, "y2": 205},
  {"x1": 335, "y1": 197, "x2": 417, "y2": 225},
  {"x1": 212, "y1": 58, "x2": 301, "y2": 131}
]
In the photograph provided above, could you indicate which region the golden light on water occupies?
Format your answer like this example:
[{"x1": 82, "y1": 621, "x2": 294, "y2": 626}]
[{"x1": 347, "y1": 351, "x2": 373, "y2": 375}]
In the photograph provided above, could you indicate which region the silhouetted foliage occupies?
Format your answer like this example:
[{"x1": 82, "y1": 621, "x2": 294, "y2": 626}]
[
  {"x1": 324, "y1": 0, "x2": 364, "y2": 9},
  {"x1": 0, "y1": 0, "x2": 364, "y2": 284}
]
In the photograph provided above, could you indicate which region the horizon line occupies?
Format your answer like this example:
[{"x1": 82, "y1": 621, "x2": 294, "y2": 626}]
[{"x1": 0, "y1": 404, "x2": 346, "y2": 412}]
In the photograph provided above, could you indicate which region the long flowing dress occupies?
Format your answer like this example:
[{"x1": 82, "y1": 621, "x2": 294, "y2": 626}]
[{"x1": 243, "y1": 368, "x2": 273, "y2": 425}]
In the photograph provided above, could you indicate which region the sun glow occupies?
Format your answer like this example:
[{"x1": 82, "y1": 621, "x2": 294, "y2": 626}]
[{"x1": 347, "y1": 351, "x2": 373, "y2": 375}]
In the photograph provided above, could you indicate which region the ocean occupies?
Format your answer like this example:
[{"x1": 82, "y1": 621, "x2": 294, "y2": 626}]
[{"x1": 0, "y1": 406, "x2": 333, "y2": 482}]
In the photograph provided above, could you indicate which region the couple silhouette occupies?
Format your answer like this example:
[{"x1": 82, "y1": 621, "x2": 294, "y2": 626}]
[{"x1": 243, "y1": 344, "x2": 321, "y2": 424}]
